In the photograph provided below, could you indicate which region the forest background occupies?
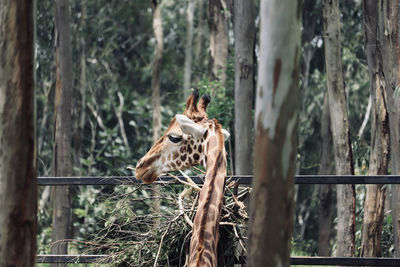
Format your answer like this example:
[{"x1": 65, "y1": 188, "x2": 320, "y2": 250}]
[{"x1": 33, "y1": 0, "x2": 396, "y2": 264}]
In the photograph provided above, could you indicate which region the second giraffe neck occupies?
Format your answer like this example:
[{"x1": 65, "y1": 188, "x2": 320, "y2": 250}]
[{"x1": 189, "y1": 134, "x2": 227, "y2": 267}]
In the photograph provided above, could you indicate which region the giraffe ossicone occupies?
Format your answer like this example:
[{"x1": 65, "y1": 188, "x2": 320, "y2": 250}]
[{"x1": 135, "y1": 90, "x2": 230, "y2": 266}]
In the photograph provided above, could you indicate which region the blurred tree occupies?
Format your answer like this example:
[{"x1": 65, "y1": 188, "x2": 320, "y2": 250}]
[
  {"x1": 0, "y1": 1, "x2": 37, "y2": 266},
  {"x1": 183, "y1": 0, "x2": 197, "y2": 97},
  {"x1": 233, "y1": 0, "x2": 255, "y2": 175},
  {"x1": 72, "y1": 1, "x2": 87, "y2": 173},
  {"x1": 51, "y1": 0, "x2": 73, "y2": 262},
  {"x1": 193, "y1": 0, "x2": 208, "y2": 81},
  {"x1": 151, "y1": 0, "x2": 163, "y2": 143},
  {"x1": 317, "y1": 93, "x2": 333, "y2": 256},
  {"x1": 323, "y1": 0, "x2": 355, "y2": 257},
  {"x1": 208, "y1": 0, "x2": 228, "y2": 90},
  {"x1": 249, "y1": 0, "x2": 301, "y2": 266},
  {"x1": 360, "y1": 0, "x2": 389, "y2": 257}
]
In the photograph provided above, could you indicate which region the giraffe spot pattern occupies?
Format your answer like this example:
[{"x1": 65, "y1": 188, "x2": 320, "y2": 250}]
[
  {"x1": 198, "y1": 145, "x2": 203, "y2": 153},
  {"x1": 193, "y1": 153, "x2": 199, "y2": 161},
  {"x1": 173, "y1": 151, "x2": 179, "y2": 160},
  {"x1": 188, "y1": 146, "x2": 193, "y2": 154},
  {"x1": 181, "y1": 154, "x2": 187, "y2": 161}
]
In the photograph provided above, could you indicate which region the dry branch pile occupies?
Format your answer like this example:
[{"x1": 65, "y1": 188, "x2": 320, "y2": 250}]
[{"x1": 75, "y1": 168, "x2": 250, "y2": 266}]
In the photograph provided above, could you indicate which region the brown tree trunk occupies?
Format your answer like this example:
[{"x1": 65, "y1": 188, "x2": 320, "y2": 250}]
[
  {"x1": 234, "y1": 0, "x2": 255, "y2": 175},
  {"x1": 193, "y1": 0, "x2": 207, "y2": 77},
  {"x1": 51, "y1": 0, "x2": 73, "y2": 262},
  {"x1": 151, "y1": 0, "x2": 163, "y2": 143},
  {"x1": 0, "y1": 1, "x2": 37, "y2": 266},
  {"x1": 377, "y1": 1, "x2": 400, "y2": 256},
  {"x1": 248, "y1": 0, "x2": 301, "y2": 266},
  {"x1": 184, "y1": 0, "x2": 196, "y2": 97},
  {"x1": 322, "y1": 0, "x2": 356, "y2": 257},
  {"x1": 360, "y1": 0, "x2": 390, "y2": 257},
  {"x1": 317, "y1": 93, "x2": 333, "y2": 256},
  {"x1": 208, "y1": 0, "x2": 228, "y2": 90},
  {"x1": 151, "y1": 0, "x2": 164, "y2": 227},
  {"x1": 73, "y1": 1, "x2": 87, "y2": 174}
]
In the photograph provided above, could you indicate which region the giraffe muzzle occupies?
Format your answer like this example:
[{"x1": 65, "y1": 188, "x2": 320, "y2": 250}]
[{"x1": 135, "y1": 167, "x2": 159, "y2": 184}]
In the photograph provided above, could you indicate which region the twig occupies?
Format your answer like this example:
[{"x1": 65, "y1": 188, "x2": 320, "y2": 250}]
[
  {"x1": 178, "y1": 170, "x2": 202, "y2": 189},
  {"x1": 225, "y1": 186, "x2": 246, "y2": 210},
  {"x1": 178, "y1": 187, "x2": 194, "y2": 227},
  {"x1": 192, "y1": 166, "x2": 206, "y2": 174},
  {"x1": 153, "y1": 213, "x2": 182, "y2": 267},
  {"x1": 219, "y1": 222, "x2": 247, "y2": 253},
  {"x1": 116, "y1": 91, "x2": 131, "y2": 154},
  {"x1": 168, "y1": 172, "x2": 201, "y2": 191},
  {"x1": 87, "y1": 102, "x2": 106, "y2": 130}
]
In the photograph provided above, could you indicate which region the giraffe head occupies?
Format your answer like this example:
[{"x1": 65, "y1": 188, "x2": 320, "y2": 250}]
[{"x1": 135, "y1": 90, "x2": 230, "y2": 184}]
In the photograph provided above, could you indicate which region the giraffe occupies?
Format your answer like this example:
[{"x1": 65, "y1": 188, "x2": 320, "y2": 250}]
[{"x1": 135, "y1": 89, "x2": 229, "y2": 266}]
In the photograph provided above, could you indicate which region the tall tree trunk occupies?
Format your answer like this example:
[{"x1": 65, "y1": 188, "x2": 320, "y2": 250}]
[
  {"x1": 322, "y1": 0, "x2": 356, "y2": 257},
  {"x1": 208, "y1": 0, "x2": 228, "y2": 91},
  {"x1": 298, "y1": 0, "x2": 318, "y2": 173},
  {"x1": 234, "y1": 0, "x2": 255, "y2": 175},
  {"x1": 151, "y1": 0, "x2": 163, "y2": 143},
  {"x1": 377, "y1": 1, "x2": 400, "y2": 256},
  {"x1": 248, "y1": 0, "x2": 301, "y2": 266},
  {"x1": 151, "y1": 0, "x2": 164, "y2": 228},
  {"x1": 0, "y1": 1, "x2": 37, "y2": 266},
  {"x1": 317, "y1": 93, "x2": 333, "y2": 256},
  {"x1": 360, "y1": 0, "x2": 389, "y2": 257},
  {"x1": 73, "y1": 1, "x2": 87, "y2": 174},
  {"x1": 194, "y1": 0, "x2": 207, "y2": 77},
  {"x1": 183, "y1": 0, "x2": 196, "y2": 97},
  {"x1": 51, "y1": 0, "x2": 73, "y2": 262}
]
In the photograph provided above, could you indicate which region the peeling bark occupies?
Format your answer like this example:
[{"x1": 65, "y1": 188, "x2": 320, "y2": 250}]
[
  {"x1": 376, "y1": 1, "x2": 400, "y2": 256},
  {"x1": 0, "y1": 1, "x2": 37, "y2": 265},
  {"x1": 322, "y1": 0, "x2": 356, "y2": 257},
  {"x1": 249, "y1": 0, "x2": 301, "y2": 266},
  {"x1": 360, "y1": 1, "x2": 390, "y2": 257}
]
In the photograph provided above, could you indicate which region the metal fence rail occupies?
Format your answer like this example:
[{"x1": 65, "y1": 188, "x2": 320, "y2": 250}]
[
  {"x1": 37, "y1": 174, "x2": 400, "y2": 185},
  {"x1": 36, "y1": 175, "x2": 400, "y2": 266},
  {"x1": 35, "y1": 255, "x2": 400, "y2": 266}
]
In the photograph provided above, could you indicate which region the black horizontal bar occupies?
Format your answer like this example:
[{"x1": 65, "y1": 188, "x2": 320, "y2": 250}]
[
  {"x1": 36, "y1": 254, "x2": 108, "y2": 263},
  {"x1": 291, "y1": 256, "x2": 400, "y2": 266},
  {"x1": 36, "y1": 255, "x2": 400, "y2": 265},
  {"x1": 37, "y1": 175, "x2": 400, "y2": 186},
  {"x1": 296, "y1": 175, "x2": 400, "y2": 184},
  {"x1": 37, "y1": 175, "x2": 253, "y2": 185}
]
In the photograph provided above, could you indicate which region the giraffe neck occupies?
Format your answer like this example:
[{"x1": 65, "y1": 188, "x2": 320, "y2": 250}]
[{"x1": 189, "y1": 132, "x2": 227, "y2": 267}]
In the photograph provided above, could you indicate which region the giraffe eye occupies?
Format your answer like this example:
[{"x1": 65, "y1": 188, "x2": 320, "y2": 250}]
[{"x1": 168, "y1": 135, "x2": 182, "y2": 143}]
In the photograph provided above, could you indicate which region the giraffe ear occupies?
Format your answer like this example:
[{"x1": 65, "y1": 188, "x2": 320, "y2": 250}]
[
  {"x1": 222, "y1": 128, "x2": 230, "y2": 141},
  {"x1": 175, "y1": 114, "x2": 206, "y2": 139}
]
